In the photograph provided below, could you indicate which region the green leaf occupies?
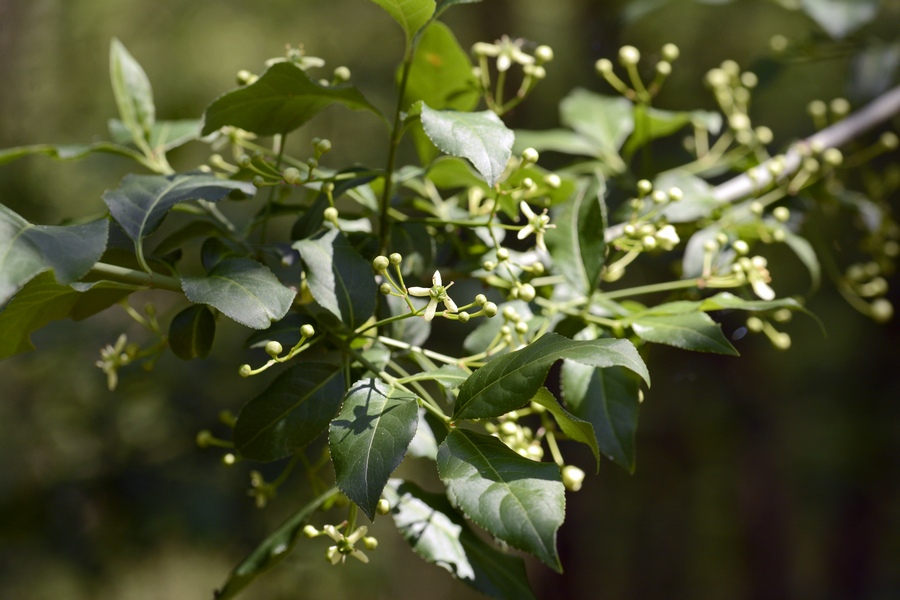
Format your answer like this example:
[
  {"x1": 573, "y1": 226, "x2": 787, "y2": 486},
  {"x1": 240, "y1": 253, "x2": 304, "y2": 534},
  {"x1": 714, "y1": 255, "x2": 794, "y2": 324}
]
[
  {"x1": 102, "y1": 173, "x2": 254, "y2": 243},
  {"x1": 800, "y1": 0, "x2": 879, "y2": 40},
  {"x1": 631, "y1": 312, "x2": 739, "y2": 355},
  {"x1": 530, "y1": 388, "x2": 601, "y2": 471},
  {"x1": 384, "y1": 479, "x2": 537, "y2": 600},
  {"x1": 181, "y1": 257, "x2": 296, "y2": 330},
  {"x1": 436, "y1": 428, "x2": 564, "y2": 571},
  {"x1": 109, "y1": 38, "x2": 155, "y2": 147},
  {"x1": 109, "y1": 118, "x2": 202, "y2": 152},
  {"x1": 214, "y1": 487, "x2": 337, "y2": 600},
  {"x1": 0, "y1": 273, "x2": 132, "y2": 360},
  {"x1": 545, "y1": 176, "x2": 606, "y2": 295},
  {"x1": 512, "y1": 129, "x2": 602, "y2": 158},
  {"x1": 561, "y1": 363, "x2": 641, "y2": 472},
  {"x1": 0, "y1": 142, "x2": 146, "y2": 166},
  {"x1": 435, "y1": 0, "x2": 483, "y2": 18},
  {"x1": 369, "y1": 0, "x2": 435, "y2": 47},
  {"x1": 403, "y1": 22, "x2": 478, "y2": 112},
  {"x1": 560, "y1": 89, "x2": 633, "y2": 156},
  {"x1": 329, "y1": 378, "x2": 419, "y2": 519},
  {"x1": 399, "y1": 364, "x2": 470, "y2": 389},
  {"x1": 453, "y1": 332, "x2": 649, "y2": 420},
  {"x1": 202, "y1": 62, "x2": 383, "y2": 136},
  {"x1": 168, "y1": 304, "x2": 216, "y2": 360},
  {"x1": 0, "y1": 204, "x2": 109, "y2": 307},
  {"x1": 233, "y1": 363, "x2": 345, "y2": 462},
  {"x1": 782, "y1": 228, "x2": 821, "y2": 290},
  {"x1": 419, "y1": 104, "x2": 514, "y2": 188},
  {"x1": 652, "y1": 170, "x2": 719, "y2": 223},
  {"x1": 293, "y1": 229, "x2": 377, "y2": 330},
  {"x1": 623, "y1": 105, "x2": 721, "y2": 159}
]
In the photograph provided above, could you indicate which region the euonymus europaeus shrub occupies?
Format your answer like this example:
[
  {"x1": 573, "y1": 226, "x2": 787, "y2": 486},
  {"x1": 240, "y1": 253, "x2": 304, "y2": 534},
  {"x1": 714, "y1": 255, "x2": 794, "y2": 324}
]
[{"x1": 1, "y1": 0, "x2": 898, "y2": 597}]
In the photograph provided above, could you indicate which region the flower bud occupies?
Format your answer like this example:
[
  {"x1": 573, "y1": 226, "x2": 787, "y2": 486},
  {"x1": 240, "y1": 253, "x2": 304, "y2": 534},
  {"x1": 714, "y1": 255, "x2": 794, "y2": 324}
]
[
  {"x1": 475, "y1": 294, "x2": 487, "y2": 305},
  {"x1": 239, "y1": 364, "x2": 253, "y2": 377},
  {"x1": 315, "y1": 138, "x2": 332, "y2": 155},
  {"x1": 829, "y1": 97, "x2": 850, "y2": 117},
  {"x1": 740, "y1": 71, "x2": 758, "y2": 89},
  {"x1": 544, "y1": 173, "x2": 561, "y2": 189},
  {"x1": 283, "y1": 167, "x2": 303, "y2": 185},
  {"x1": 656, "y1": 61, "x2": 672, "y2": 76},
  {"x1": 595, "y1": 58, "x2": 613, "y2": 75},
  {"x1": 376, "y1": 498, "x2": 391, "y2": 515},
  {"x1": 651, "y1": 190, "x2": 668, "y2": 204},
  {"x1": 618, "y1": 45, "x2": 641, "y2": 66},
  {"x1": 380, "y1": 282, "x2": 393, "y2": 295},
  {"x1": 323, "y1": 207, "x2": 339, "y2": 223},
  {"x1": 458, "y1": 311, "x2": 470, "y2": 324},
  {"x1": 733, "y1": 240, "x2": 750, "y2": 255},
  {"x1": 300, "y1": 324, "x2": 316, "y2": 338},
  {"x1": 521, "y1": 147, "x2": 539, "y2": 164},
  {"x1": 482, "y1": 260, "x2": 496, "y2": 271},
  {"x1": 661, "y1": 43, "x2": 680, "y2": 62},
  {"x1": 772, "y1": 206, "x2": 790, "y2": 222},
  {"x1": 641, "y1": 235, "x2": 657, "y2": 250},
  {"x1": 871, "y1": 298, "x2": 894, "y2": 323},
  {"x1": 333, "y1": 66, "x2": 351, "y2": 82},
  {"x1": 534, "y1": 45, "x2": 554, "y2": 64},
  {"x1": 372, "y1": 255, "x2": 390, "y2": 271},
  {"x1": 389, "y1": 253, "x2": 403, "y2": 265},
  {"x1": 363, "y1": 537, "x2": 378, "y2": 550},
  {"x1": 822, "y1": 148, "x2": 842, "y2": 166},
  {"x1": 518, "y1": 283, "x2": 536, "y2": 302},
  {"x1": 637, "y1": 179, "x2": 653, "y2": 196},
  {"x1": 483, "y1": 302, "x2": 499, "y2": 317},
  {"x1": 562, "y1": 465, "x2": 585, "y2": 492},
  {"x1": 265, "y1": 341, "x2": 283, "y2": 357},
  {"x1": 668, "y1": 187, "x2": 683, "y2": 202},
  {"x1": 496, "y1": 247, "x2": 509, "y2": 261},
  {"x1": 196, "y1": 430, "x2": 213, "y2": 448},
  {"x1": 303, "y1": 525, "x2": 319, "y2": 538}
]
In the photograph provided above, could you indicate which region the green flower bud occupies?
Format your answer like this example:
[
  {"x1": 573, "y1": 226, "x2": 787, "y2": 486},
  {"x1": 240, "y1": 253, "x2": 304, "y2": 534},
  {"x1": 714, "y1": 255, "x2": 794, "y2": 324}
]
[
  {"x1": 746, "y1": 316, "x2": 764, "y2": 332},
  {"x1": 656, "y1": 61, "x2": 672, "y2": 76},
  {"x1": 363, "y1": 536, "x2": 378, "y2": 550},
  {"x1": 458, "y1": 311, "x2": 470, "y2": 324},
  {"x1": 740, "y1": 71, "x2": 758, "y2": 89},
  {"x1": 223, "y1": 453, "x2": 236, "y2": 466},
  {"x1": 483, "y1": 260, "x2": 496, "y2": 271},
  {"x1": 822, "y1": 148, "x2": 842, "y2": 166},
  {"x1": 265, "y1": 341, "x2": 283, "y2": 357},
  {"x1": 303, "y1": 525, "x2": 319, "y2": 538},
  {"x1": 515, "y1": 320, "x2": 529, "y2": 334},
  {"x1": 283, "y1": 167, "x2": 303, "y2": 185},
  {"x1": 755, "y1": 126, "x2": 774, "y2": 145},
  {"x1": 534, "y1": 45, "x2": 554, "y2": 64},
  {"x1": 521, "y1": 147, "x2": 539, "y2": 164},
  {"x1": 880, "y1": 132, "x2": 899, "y2": 150},
  {"x1": 389, "y1": 253, "x2": 403, "y2": 265},
  {"x1": 637, "y1": 179, "x2": 653, "y2": 196},
  {"x1": 372, "y1": 256, "x2": 390, "y2": 271},
  {"x1": 379, "y1": 282, "x2": 393, "y2": 295},
  {"x1": 239, "y1": 364, "x2": 253, "y2": 377},
  {"x1": 829, "y1": 97, "x2": 850, "y2": 117},
  {"x1": 236, "y1": 69, "x2": 256, "y2": 85},
  {"x1": 196, "y1": 430, "x2": 213, "y2": 448},
  {"x1": 773, "y1": 206, "x2": 790, "y2": 222},
  {"x1": 544, "y1": 173, "x2": 561, "y2": 189},
  {"x1": 376, "y1": 498, "x2": 391, "y2": 515},
  {"x1": 333, "y1": 66, "x2": 351, "y2": 82},
  {"x1": 595, "y1": 58, "x2": 613, "y2": 75},
  {"x1": 252, "y1": 175, "x2": 266, "y2": 188},
  {"x1": 518, "y1": 283, "x2": 536, "y2": 302},
  {"x1": 496, "y1": 247, "x2": 509, "y2": 261},
  {"x1": 618, "y1": 45, "x2": 641, "y2": 66},
  {"x1": 871, "y1": 298, "x2": 894, "y2": 323},
  {"x1": 641, "y1": 235, "x2": 657, "y2": 250},
  {"x1": 769, "y1": 34, "x2": 788, "y2": 53},
  {"x1": 807, "y1": 100, "x2": 827, "y2": 118},
  {"x1": 315, "y1": 138, "x2": 332, "y2": 155},
  {"x1": 475, "y1": 294, "x2": 487, "y2": 305},
  {"x1": 562, "y1": 465, "x2": 585, "y2": 492},
  {"x1": 651, "y1": 190, "x2": 668, "y2": 204},
  {"x1": 300, "y1": 324, "x2": 316, "y2": 338},
  {"x1": 733, "y1": 240, "x2": 750, "y2": 255},
  {"x1": 237, "y1": 154, "x2": 252, "y2": 168},
  {"x1": 323, "y1": 206, "x2": 339, "y2": 223},
  {"x1": 483, "y1": 302, "x2": 498, "y2": 317},
  {"x1": 661, "y1": 43, "x2": 680, "y2": 62}
]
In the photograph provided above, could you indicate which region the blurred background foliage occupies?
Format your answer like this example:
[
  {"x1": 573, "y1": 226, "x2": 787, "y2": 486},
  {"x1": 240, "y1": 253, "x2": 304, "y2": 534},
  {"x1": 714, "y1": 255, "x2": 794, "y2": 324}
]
[{"x1": 1, "y1": 0, "x2": 899, "y2": 598}]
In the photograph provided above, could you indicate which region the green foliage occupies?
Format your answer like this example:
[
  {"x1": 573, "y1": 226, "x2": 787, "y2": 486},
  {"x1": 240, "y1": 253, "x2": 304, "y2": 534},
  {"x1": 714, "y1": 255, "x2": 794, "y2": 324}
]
[{"x1": 1, "y1": 2, "x2": 898, "y2": 598}]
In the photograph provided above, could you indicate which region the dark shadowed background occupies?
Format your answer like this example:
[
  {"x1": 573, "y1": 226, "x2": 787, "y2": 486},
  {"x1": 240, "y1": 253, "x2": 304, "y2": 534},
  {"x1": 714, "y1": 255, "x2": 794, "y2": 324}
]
[{"x1": 1, "y1": 1, "x2": 898, "y2": 598}]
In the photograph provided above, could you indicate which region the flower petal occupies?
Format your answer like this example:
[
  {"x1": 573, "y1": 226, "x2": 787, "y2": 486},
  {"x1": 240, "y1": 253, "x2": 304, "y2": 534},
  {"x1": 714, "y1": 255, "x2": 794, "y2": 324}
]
[
  {"x1": 443, "y1": 296, "x2": 459, "y2": 313},
  {"x1": 424, "y1": 298, "x2": 438, "y2": 321},
  {"x1": 407, "y1": 286, "x2": 430, "y2": 297}
]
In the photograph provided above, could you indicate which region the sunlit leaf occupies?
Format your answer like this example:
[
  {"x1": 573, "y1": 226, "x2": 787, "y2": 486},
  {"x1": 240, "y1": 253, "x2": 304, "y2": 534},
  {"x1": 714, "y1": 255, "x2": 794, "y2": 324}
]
[
  {"x1": 102, "y1": 172, "x2": 255, "y2": 243},
  {"x1": 437, "y1": 428, "x2": 564, "y2": 571},
  {"x1": 0, "y1": 204, "x2": 108, "y2": 307},
  {"x1": 560, "y1": 89, "x2": 633, "y2": 155},
  {"x1": 329, "y1": 378, "x2": 419, "y2": 519},
  {"x1": 403, "y1": 22, "x2": 478, "y2": 112},
  {"x1": 545, "y1": 175, "x2": 606, "y2": 295},
  {"x1": 202, "y1": 62, "x2": 383, "y2": 136},
  {"x1": 420, "y1": 104, "x2": 514, "y2": 187},
  {"x1": 369, "y1": 0, "x2": 436, "y2": 47},
  {"x1": 453, "y1": 332, "x2": 649, "y2": 420},
  {"x1": 631, "y1": 312, "x2": 739, "y2": 355},
  {"x1": 384, "y1": 479, "x2": 537, "y2": 600},
  {"x1": 800, "y1": 0, "x2": 879, "y2": 39},
  {"x1": 110, "y1": 38, "x2": 155, "y2": 146},
  {"x1": 181, "y1": 257, "x2": 296, "y2": 330}
]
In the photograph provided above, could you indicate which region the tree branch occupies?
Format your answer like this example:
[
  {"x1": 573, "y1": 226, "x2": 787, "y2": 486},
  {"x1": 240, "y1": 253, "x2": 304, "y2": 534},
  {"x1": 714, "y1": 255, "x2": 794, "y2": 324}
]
[{"x1": 605, "y1": 84, "x2": 900, "y2": 243}]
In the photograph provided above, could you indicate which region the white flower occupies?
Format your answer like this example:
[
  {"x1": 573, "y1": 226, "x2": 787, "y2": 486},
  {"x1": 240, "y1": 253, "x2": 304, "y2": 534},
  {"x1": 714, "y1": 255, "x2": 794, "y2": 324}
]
[
  {"x1": 655, "y1": 224, "x2": 680, "y2": 250},
  {"x1": 473, "y1": 36, "x2": 534, "y2": 72},
  {"x1": 747, "y1": 256, "x2": 775, "y2": 300},
  {"x1": 517, "y1": 201, "x2": 556, "y2": 252},
  {"x1": 407, "y1": 270, "x2": 458, "y2": 321}
]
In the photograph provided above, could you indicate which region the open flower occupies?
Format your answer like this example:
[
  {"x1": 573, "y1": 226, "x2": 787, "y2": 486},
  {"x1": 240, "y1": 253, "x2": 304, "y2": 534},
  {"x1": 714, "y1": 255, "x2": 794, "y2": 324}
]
[
  {"x1": 472, "y1": 36, "x2": 534, "y2": 72},
  {"x1": 517, "y1": 201, "x2": 556, "y2": 252},
  {"x1": 407, "y1": 270, "x2": 458, "y2": 321}
]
